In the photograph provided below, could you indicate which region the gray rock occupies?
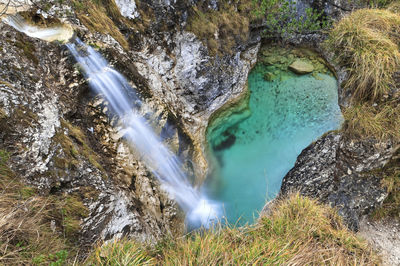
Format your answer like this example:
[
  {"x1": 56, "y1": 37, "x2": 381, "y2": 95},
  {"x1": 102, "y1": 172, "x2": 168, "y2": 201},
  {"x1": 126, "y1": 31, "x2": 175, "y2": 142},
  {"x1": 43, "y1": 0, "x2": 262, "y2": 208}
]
[{"x1": 280, "y1": 132, "x2": 395, "y2": 231}]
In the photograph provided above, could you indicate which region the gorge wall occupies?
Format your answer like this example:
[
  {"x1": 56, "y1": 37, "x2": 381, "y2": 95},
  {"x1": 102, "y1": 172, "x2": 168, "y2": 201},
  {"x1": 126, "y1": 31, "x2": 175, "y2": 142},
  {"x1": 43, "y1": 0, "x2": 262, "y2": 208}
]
[{"x1": 0, "y1": 0, "x2": 398, "y2": 255}]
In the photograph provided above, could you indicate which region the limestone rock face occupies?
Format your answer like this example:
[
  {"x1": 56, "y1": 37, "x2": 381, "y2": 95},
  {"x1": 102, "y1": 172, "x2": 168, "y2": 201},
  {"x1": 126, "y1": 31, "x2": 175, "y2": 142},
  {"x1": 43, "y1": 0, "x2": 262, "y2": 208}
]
[
  {"x1": 288, "y1": 59, "x2": 314, "y2": 74},
  {"x1": 0, "y1": 22, "x2": 183, "y2": 248},
  {"x1": 115, "y1": 0, "x2": 140, "y2": 19},
  {"x1": 280, "y1": 132, "x2": 396, "y2": 231},
  {"x1": 0, "y1": 0, "x2": 259, "y2": 248}
]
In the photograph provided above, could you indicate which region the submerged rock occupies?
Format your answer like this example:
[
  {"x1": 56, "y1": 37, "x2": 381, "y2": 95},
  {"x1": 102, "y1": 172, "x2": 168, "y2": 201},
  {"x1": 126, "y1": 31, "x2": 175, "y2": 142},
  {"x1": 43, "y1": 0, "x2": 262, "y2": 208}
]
[{"x1": 288, "y1": 59, "x2": 314, "y2": 74}]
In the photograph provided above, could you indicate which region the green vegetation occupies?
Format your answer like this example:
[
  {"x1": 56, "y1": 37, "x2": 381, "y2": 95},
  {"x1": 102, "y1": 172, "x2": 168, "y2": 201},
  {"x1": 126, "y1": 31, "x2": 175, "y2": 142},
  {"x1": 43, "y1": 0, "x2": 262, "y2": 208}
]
[
  {"x1": 14, "y1": 33, "x2": 39, "y2": 65},
  {"x1": 53, "y1": 120, "x2": 105, "y2": 173},
  {"x1": 254, "y1": 0, "x2": 329, "y2": 37},
  {"x1": 325, "y1": 8, "x2": 400, "y2": 102},
  {"x1": 87, "y1": 194, "x2": 378, "y2": 265},
  {"x1": 363, "y1": 0, "x2": 397, "y2": 8}
]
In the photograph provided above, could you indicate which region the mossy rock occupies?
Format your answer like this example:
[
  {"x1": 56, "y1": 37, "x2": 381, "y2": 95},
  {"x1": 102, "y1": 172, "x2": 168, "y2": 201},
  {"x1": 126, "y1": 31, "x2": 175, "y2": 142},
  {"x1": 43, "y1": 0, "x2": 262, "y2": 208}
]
[
  {"x1": 289, "y1": 59, "x2": 314, "y2": 75},
  {"x1": 263, "y1": 72, "x2": 276, "y2": 81}
]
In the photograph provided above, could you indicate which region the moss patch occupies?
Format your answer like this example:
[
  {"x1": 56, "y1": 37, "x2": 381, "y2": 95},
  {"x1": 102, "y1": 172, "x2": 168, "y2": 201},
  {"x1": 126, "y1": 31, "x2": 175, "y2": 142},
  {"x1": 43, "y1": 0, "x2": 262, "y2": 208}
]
[
  {"x1": 53, "y1": 120, "x2": 105, "y2": 173},
  {"x1": 14, "y1": 33, "x2": 39, "y2": 65}
]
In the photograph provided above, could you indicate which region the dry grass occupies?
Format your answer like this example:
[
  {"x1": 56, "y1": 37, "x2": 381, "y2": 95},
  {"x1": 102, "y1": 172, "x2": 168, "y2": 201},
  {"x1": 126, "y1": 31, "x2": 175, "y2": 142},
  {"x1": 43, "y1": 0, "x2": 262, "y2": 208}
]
[
  {"x1": 73, "y1": 0, "x2": 129, "y2": 50},
  {"x1": 342, "y1": 100, "x2": 400, "y2": 140},
  {"x1": 371, "y1": 148, "x2": 400, "y2": 220},
  {"x1": 186, "y1": 0, "x2": 253, "y2": 55},
  {"x1": 325, "y1": 8, "x2": 400, "y2": 102},
  {"x1": 0, "y1": 149, "x2": 87, "y2": 265},
  {"x1": 387, "y1": 1, "x2": 400, "y2": 13},
  {"x1": 88, "y1": 193, "x2": 379, "y2": 265}
]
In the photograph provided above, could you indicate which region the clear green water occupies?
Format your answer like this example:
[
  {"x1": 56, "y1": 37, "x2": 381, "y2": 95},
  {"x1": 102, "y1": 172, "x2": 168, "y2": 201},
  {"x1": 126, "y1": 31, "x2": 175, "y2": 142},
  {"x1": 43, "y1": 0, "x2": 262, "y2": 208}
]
[{"x1": 206, "y1": 65, "x2": 343, "y2": 225}]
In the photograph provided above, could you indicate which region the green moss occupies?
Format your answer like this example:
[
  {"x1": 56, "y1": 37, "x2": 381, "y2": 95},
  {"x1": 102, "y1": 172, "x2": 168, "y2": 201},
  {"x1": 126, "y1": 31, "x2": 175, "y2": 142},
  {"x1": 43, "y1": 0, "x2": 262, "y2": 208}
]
[
  {"x1": 14, "y1": 34, "x2": 39, "y2": 65},
  {"x1": 53, "y1": 120, "x2": 105, "y2": 173},
  {"x1": 60, "y1": 195, "x2": 89, "y2": 238},
  {"x1": 19, "y1": 187, "x2": 36, "y2": 199}
]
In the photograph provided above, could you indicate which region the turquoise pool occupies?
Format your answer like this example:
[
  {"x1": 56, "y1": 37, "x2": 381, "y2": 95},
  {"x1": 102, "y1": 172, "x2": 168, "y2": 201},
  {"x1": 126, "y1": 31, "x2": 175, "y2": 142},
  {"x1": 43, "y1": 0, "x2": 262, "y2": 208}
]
[{"x1": 206, "y1": 65, "x2": 343, "y2": 225}]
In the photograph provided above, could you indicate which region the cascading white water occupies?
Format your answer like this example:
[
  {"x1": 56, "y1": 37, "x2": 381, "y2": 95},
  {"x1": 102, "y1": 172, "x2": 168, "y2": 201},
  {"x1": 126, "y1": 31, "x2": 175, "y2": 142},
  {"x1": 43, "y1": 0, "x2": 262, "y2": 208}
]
[
  {"x1": 2, "y1": 14, "x2": 220, "y2": 228},
  {"x1": 2, "y1": 15, "x2": 73, "y2": 42},
  {"x1": 66, "y1": 38, "x2": 220, "y2": 227}
]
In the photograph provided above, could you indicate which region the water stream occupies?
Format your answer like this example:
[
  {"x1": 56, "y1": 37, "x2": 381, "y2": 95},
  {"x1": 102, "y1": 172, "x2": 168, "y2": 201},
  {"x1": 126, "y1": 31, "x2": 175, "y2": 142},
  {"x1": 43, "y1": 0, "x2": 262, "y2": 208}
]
[
  {"x1": 3, "y1": 16, "x2": 220, "y2": 228},
  {"x1": 206, "y1": 65, "x2": 343, "y2": 225}
]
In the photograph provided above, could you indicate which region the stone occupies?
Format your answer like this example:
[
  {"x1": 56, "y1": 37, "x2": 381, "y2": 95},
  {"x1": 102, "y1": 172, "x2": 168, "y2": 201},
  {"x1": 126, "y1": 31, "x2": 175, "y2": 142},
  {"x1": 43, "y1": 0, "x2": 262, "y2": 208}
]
[
  {"x1": 263, "y1": 72, "x2": 276, "y2": 81},
  {"x1": 289, "y1": 59, "x2": 314, "y2": 74},
  {"x1": 279, "y1": 132, "x2": 396, "y2": 231}
]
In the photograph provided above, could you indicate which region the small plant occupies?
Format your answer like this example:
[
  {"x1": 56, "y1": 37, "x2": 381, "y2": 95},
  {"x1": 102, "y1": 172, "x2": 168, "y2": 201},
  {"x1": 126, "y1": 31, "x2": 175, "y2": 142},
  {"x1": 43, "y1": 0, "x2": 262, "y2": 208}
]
[{"x1": 254, "y1": 0, "x2": 330, "y2": 38}]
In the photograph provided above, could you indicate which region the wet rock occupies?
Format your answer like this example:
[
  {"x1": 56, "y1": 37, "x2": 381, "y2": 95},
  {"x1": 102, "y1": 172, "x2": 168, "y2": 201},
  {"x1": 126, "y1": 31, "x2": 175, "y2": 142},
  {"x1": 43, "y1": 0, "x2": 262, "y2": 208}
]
[
  {"x1": 0, "y1": 21, "x2": 183, "y2": 249},
  {"x1": 289, "y1": 59, "x2": 314, "y2": 74}
]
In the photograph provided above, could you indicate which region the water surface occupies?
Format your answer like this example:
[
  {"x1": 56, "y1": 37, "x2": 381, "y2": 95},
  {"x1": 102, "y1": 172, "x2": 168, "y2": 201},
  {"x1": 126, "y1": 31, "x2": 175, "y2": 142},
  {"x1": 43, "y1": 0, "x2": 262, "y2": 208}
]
[{"x1": 206, "y1": 65, "x2": 343, "y2": 225}]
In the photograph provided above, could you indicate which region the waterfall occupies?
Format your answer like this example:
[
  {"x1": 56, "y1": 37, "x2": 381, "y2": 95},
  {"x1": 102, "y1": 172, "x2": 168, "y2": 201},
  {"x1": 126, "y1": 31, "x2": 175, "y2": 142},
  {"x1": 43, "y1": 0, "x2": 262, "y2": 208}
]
[
  {"x1": 2, "y1": 14, "x2": 220, "y2": 228},
  {"x1": 66, "y1": 38, "x2": 220, "y2": 228}
]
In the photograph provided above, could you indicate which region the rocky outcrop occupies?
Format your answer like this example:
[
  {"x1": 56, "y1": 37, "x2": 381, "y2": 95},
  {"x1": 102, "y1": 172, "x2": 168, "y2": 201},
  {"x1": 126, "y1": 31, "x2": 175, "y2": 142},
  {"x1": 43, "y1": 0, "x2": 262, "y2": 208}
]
[
  {"x1": 0, "y1": 0, "x2": 260, "y2": 248},
  {"x1": 0, "y1": 21, "x2": 184, "y2": 249},
  {"x1": 280, "y1": 132, "x2": 397, "y2": 230}
]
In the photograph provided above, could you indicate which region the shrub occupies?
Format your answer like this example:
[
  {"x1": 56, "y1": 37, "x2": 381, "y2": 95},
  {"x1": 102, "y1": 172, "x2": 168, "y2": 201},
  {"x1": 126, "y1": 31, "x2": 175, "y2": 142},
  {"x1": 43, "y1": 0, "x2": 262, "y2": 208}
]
[
  {"x1": 325, "y1": 9, "x2": 400, "y2": 102},
  {"x1": 88, "y1": 194, "x2": 379, "y2": 265},
  {"x1": 254, "y1": 0, "x2": 329, "y2": 37}
]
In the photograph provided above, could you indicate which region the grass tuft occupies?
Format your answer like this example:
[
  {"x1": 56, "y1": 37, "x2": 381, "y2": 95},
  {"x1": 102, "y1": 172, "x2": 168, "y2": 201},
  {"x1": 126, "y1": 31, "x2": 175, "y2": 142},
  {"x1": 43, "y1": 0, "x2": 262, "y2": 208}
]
[
  {"x1": 342, "y1": 100, "x2": 400, "y2": 140},
  {"x1": 0, "y1": 149, "x2": 82, "y2": 265},
  {"x1": 73, "y1": 0, "x2": 129, "y2": 50},
  {"x1": 186, "y1": 0, "x2": 253, "y2": 55},
  {"x1": 88, "y1": 193, "x2": 379, "y2": 265},
  {"x1": 371, "y1": 148, "x2": 400, "y2": 220},
  {"x1": 325, "y1": 8, "x2": 400, "y2": 102}
]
